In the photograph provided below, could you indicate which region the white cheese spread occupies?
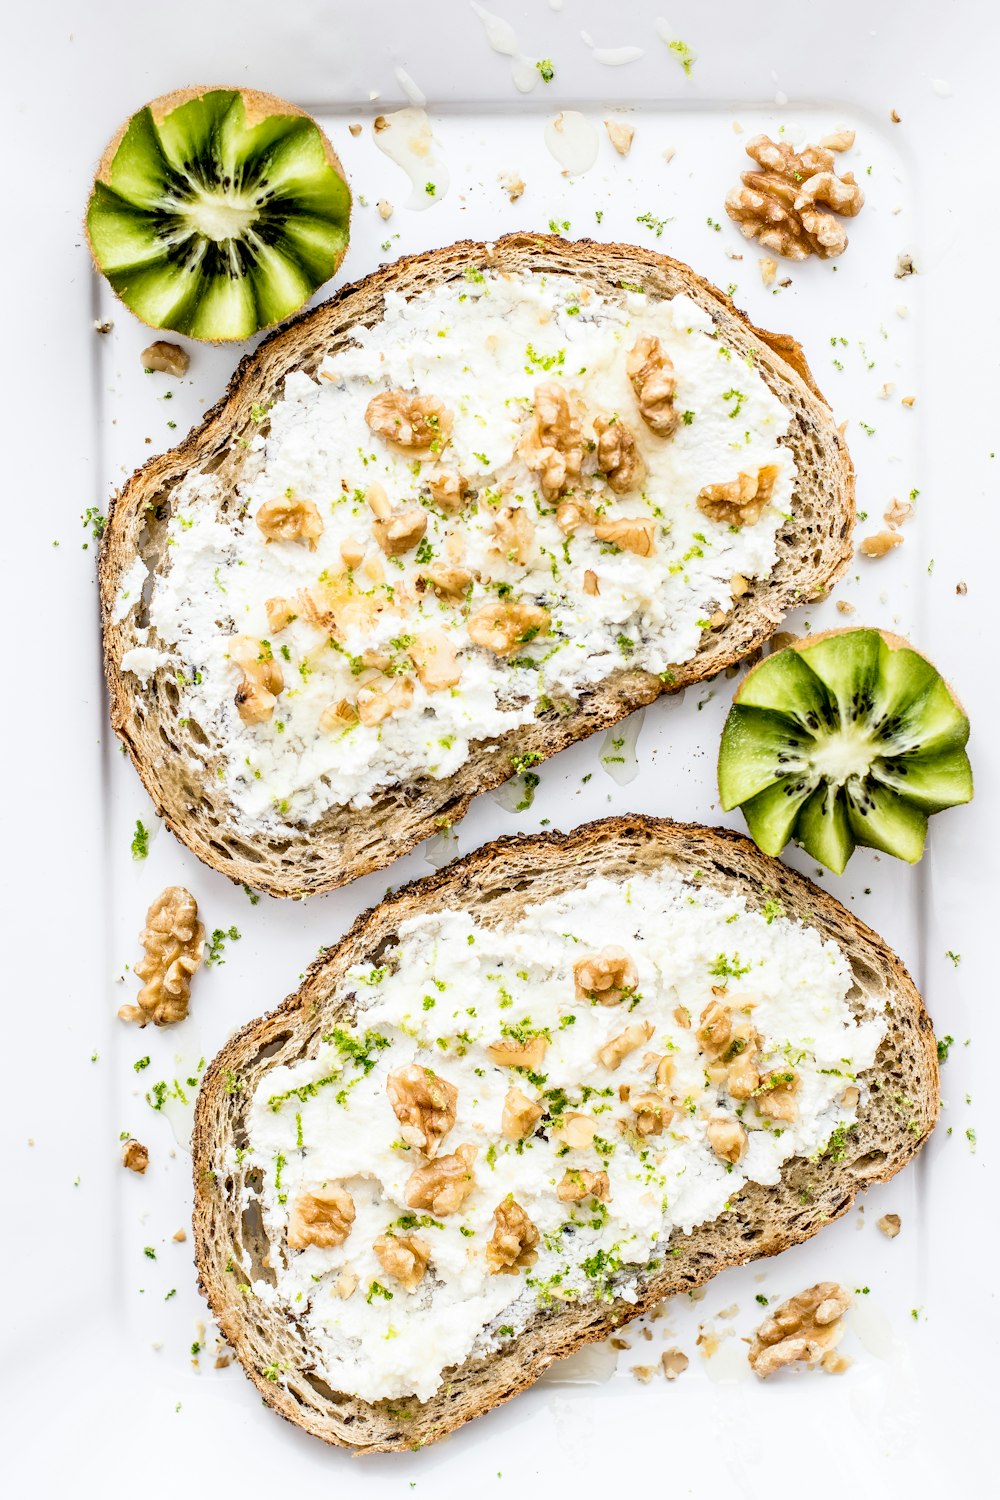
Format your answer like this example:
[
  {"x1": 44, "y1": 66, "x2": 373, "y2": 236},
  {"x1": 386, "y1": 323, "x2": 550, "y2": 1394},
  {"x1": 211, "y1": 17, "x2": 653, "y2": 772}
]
[
  {"x1": 239, "y1": 870, "x2": 885, "y2": 1402},
  {"x1": 119, "y1": 270, "x2": 796, "y2": 831}
]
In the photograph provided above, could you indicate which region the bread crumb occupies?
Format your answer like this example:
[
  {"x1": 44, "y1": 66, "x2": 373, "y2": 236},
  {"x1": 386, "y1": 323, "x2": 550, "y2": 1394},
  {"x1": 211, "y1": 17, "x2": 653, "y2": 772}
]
[
  {"x1": 724, "y1": 248, "x2": 743, "y2": 261},
  {"x1": 377, "y1": 199, "x2": 393, "y2": 221},
  {"x1": 630, "y1": 1364, "x2": 657, "y2": 1382},
  {"x1": 151, "y1": 1341, "x2": 163, "y2": 1351},
  {"x1": 716, "y1": 1303, "x2": 740, "y2": 1320},
  {"x1": 640, "y1": 1326, "x2": 653, "y2": 1341},
  {"x1": 759, "y1": 257, "x2": 777, "y2": 286},
  {"x1": 956, "y1": 580, "x2": 968, "y2": 595},
  {"x1": 610, "y1": 1336, "x2": 631, "y2": 1349},
  {"x1": 877, "y1": 1212, "x2": 902, "y2": 1239},
  {"x1": 895, "y1": 252, "x2": 916, "y2": 278},
  {"x1": 884, "y1": 497, "x2": 913, "y2": 525},
  {"x1": 901, "y1": 395, "x2": 916, "y2": 407},
  {"x1": 172, "y1": 1227, "x2": 188, "y2": 1242},
  {"x1": 877, "y1": 382, "x2": 896, "y2": 399},
  {"x1": 498, "y1": 171, "x2": 525, "y2": 203},
  {"x1": 605, "y1": 119, "x2": 635, "y2": 156},
  {"x1": 662, "y1": 1348, "x2": 689, "y2": 1380},
  {"x1": 94, "y1": 319, "x2": 113, "y2": 335},
  {"x1": 896, "y1": 304, "x2": 910, "y2": 318},
  {"x1": 836, "y1": 599, "x2": 856, "y2": 615},
  {"x1": 891, "y1": 108, "x2": 902, "y2": 123},
  {"x1": 820, "y1": 1349, "x2": 851, "y2": 1374},
  {"x1": 348, "y1": 123, "x2": 362, "y2": 137},
  {"x1": 663, "y1": 145, "x2": 676, "y2": 163}
]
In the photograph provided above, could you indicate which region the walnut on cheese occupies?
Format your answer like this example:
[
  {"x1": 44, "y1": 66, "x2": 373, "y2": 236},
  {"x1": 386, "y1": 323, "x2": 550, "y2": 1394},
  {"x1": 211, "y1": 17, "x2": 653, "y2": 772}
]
[
  {"x1": 255, "y1": 495, "x2": 324, "y2": 550},
  {"x1": 706, "y1": 1115, "x2": 749, "y2": 1164},
  {"x1": 425, "y1": 470, "x2": 470, "y2": 510},
  {"x1": 491, "y1": 504, "x2": 537, "y2": 566},
  {"x1": 229, "y1": 635, "x2": 284, "y2": 725},
  {"x1": 749, "y1": 1282, "x2": 852, "y2": 1377},
  {"x1": 501, "y1": 1086, "x2": 544, "y2": 1141},
  {"x1": 287, "y1": 1183, "x2": 356, "y2": 1250},
  {"x1": 118, "y1": 886, "x2": 204, "y2": 1027},
  {"x1": 467, "y1": 600, "x2": 550, "y2": 656},
  {"x1": 754, "y1": 1069, "x2": 801, "y2": 1122},
  {"x1": 631, "y1": 1091, "x2": 673, "y2": 1136},
  {"x1": 486, "y1": 1034, "x2": 549, "y2": 1071},
  {"x1": 519, "y1": 381, "x2": 585, "y2": 500},
  {"x1": 552, "y1": 1112, "x2": 598, "y2": 1149},
  {"x1": 596, "y1": 1020, "x2": 655, "y2": 1070},
  {"x1": 557, "y1": 1168, "x2": 611, "y2": 1203},
  {"x1": 386, "y1": 1064, "x2": 458, "y2": 1157},
  {"x1": 626, "y1": 333, "x2": 679, "y2": 437},
  {"x1": 405, "y1": 1144, "x2": 478, "y2": 1215},
  {"x1": 697, "y1": 464, "x2": 781, "y2": 526},
  {"x1": 485, "y1": 1196, "x2": 539, "y2": 1273},
  {"x1": 373, "y1": 1232, "x2": 431, "y2": 1291},
  {"x1": 726, "y1": 135, "x2": 865, "y2": 261},
  {"x1": 593, "y1": 516, "x2": 657, "y2": 557},
  {"x1": 365, "y1": 389, "x2": 453, "y2": 456},
  {"x1": 356, "y1": 674, "x2": 415, "y2": 727},
  {"x1": 593, "y1": 414, "x2": 646, "y2": 494},
  {"x1": 409, "y1": 629, "x2": 461, "y2": 692},
  {"x1": 574, "y1": 946, "x2": 638, "y2": 1004},
  {"x1": 365, "y1": 482, "x2": 428, "y2": 557}
]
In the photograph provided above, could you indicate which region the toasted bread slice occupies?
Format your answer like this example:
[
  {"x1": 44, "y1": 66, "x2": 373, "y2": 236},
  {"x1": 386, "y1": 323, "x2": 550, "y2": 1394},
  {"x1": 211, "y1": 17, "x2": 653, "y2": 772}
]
[
  {"x1": 101, "y1": 235, "x2": 854, "y2": 897},
  {"x1": 192, "y1": 816, "x2": 935, "y2": 1451}
]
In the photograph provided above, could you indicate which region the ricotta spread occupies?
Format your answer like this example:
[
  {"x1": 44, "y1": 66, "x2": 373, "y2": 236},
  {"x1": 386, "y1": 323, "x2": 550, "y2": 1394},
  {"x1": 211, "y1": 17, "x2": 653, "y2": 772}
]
[
  {"x1": 118, "y1": 270, "x2": 796, "y2": 831},
  {"x1": 240, "y1": 870, "x2": 885, "y2": 1402}
]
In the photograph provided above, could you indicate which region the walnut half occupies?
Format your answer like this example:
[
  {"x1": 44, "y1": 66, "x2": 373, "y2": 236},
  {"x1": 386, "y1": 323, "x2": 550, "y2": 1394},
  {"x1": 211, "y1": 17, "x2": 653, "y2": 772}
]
[
  {"x1": 374, "y1": 1232, "x2": 431, "y2": 1291},
  {"x1": 626, "y1": 334, "x2": 678, "y2": 437},
  {"x1": 255, "y1": 496, "x2": 324, "y2": 550},
  {"x1": 697, "y1": 464, "x2": 780, "y2": 527},
  {"x1": 466, "y1": 600, "x2": 550, "y2": 656},
  {"x1": 365, "y1": 390, "x2": 453, "y2": 456},
  {"x1": 519, "y1": 381, "x2": 585, "y2": 501},
  {"x1": 726, "y1": 135, "x2": 864, "y2": 261},
  {"x1": 386, "y1": 1064, "x2": 458, "y2": 1157},
  {"x1": 574, "y1": 947, "x2": 638, "y2": 1005},
  {"x1": 405, "y1": 1144, "x2": 477, "y2": 1215},
  {"x1": 118, "y1": 886, "x2": 204, "y2": 1027},
  {"x1": 229, "y1": 635, "x2": 285, "y2": 725},
  {"x1": 485, "y1": 1196, "x2": 539, "y2": 1273},
  {"x1": 749, "y1": 1283, "x2": 852, "y2": 1378},
  {"x1": 594, "y1": 414, "x2": 646, "y2": 494},
  {"x1": 287, "y1": 1183, "x2": 356, "y2": 1250}
]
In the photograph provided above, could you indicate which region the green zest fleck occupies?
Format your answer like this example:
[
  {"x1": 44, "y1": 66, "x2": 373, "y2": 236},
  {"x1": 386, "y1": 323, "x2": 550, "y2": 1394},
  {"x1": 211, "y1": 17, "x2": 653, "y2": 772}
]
[
  {"x1": 936, "y1": 1034, "x2": 954, "y2": 1064},
  {"x1": 665, "y1": 37, "x2": 696, "y2": 75},
  {"x1": 366, "y1": 1280, "x2": 394, "y2": 1304},
  {"x1": 206, "y1": 925, "x2": 241, "y2": 966},
  {"x1": 536, "y1": 58, "x2": 555, "y2": 82},
  {"x1": 130, "y1": 820, "x2": 150, "y2": 860}
]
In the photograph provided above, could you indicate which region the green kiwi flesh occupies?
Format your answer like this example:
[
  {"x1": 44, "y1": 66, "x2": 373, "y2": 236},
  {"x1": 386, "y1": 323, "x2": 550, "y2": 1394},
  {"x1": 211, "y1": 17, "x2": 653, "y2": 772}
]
[
  {"x1": 718, "y1": 629, "x2": 972, "y2": 873},
  {"x1": 86, "y1": 89, "x2": 351, "y2": 341}
]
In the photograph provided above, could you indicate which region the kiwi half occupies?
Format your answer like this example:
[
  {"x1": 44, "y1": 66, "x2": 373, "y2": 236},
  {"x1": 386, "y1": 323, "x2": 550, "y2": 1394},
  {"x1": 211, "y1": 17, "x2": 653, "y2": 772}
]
[
  {"x1": 718, "y1": 629, "x2": 972, "y2": 873},
  {"x1": 86, "y1": 87, "x2": 351, "y2": 342}
]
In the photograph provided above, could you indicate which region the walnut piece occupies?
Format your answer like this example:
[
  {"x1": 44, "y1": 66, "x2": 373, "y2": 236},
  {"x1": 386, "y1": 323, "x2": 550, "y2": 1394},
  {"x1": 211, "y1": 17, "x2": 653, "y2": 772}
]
[
  {"x1": 405, "y1": 1144, "x2": 477, "y2": 1216},
  {"x1": 264, "y1": 596, "x2": 298, "y2": 633},
  {"x1": 319, "y1": 698, "x2": 360, "y2": 732},
  {"x1": 229, "y1": 635, "x2": 285, "y2": 725},
  {"x1": 553, "y1": 1112, "x2": 598, "y2": 1149},
  {"x1": 662, "y1": 1348, "x2": 689, "y2": 1380},
  {"x1": 365, "y1": 390, "x2": 453, "y2": 456},
  {"x1": 121, "y1": 1138, "x2": 149, "y2": 1174},
  {"x1": 596, "y1": 1020, "x2": 654, "y2": 1071},
  {"x1": 755, "y1": 1069, "x2": 800, "y2": 1122},
  {"x1": 118, "y1": 886, "x2": 204, "y2": 1027},
  {"x1": 486, "y1": 1034, "x2": 549, "y2": 1071},
  {"x1": 287, "y1": 1183, "x2": 356, "y2": 1250},
  {"x1": 878, "y1": 1213, "x2": 902, "y2": 1239},
  {"x1": 485, "y1": 1196, "x2": 540, "y2": 1273},
  {"x1": 556, "y1": 496, "x2": 597, "y2": 534},
  {"x1": 726, "y1": 135, "x2": 864, "y2": 261},
  {"x1": 491, "y1": 505, "x2": 536, "y2": 566},
  {"x1": 467, "y1": 600, "x2": 550, "y2": 656},
  {"x1": 605, "y1": 119, "x2": 635, "y2": 156},
  {"x1": 697, "y1": 464, "x2": 780, "y2": 526},
  {"x1": 255, "y1": 496, "x2": 324, "y2": 550},
  {"x1": 593, "y1": 516, "x2": 656, "y2": 557},
  {"x1": 365, "y1": 483, "x2": 429, "y2": 557},
  {"x1": 142, "y1": 340, "x2": 189, "y2": 376},
  {"x1": 725, "y1": 1023, "x2": 762, "y2": 1100},
  {"x1": 626, "y1": 334, "x2": 678, "y2": 437},
  {"x1": 749, "y1": 1282, "x2": 852, "y2": 1378},
  {"x1": 420, "y1": 562, "x2": 473, "y2": 599},
  {"x1": 409, "y1": 630, "x2": 461, "y2": 692},
  {"x1": 696, "y1": 1000, "x2": 732, "y2": 1053},
  {"x1": 631, "y1": 1091, "x2": 673, "y2": 1137},
  {"x1": 574, "y1": 947, "x2": 638, "y2": 1005},
  {"x1": 557, "y1": 1168, "x2": 610, "y2": 1203},
  {"x1": 594, "y1": 415, "x2": 646, "y2": 494},
  {"x1": 357, "y1": 675, "x2": 415, "y2": 727},
  {"x1": 519, "y1": 381, "x2": 585, "y2": 500},
  {"x1": 426, "y1": 471, "x2": 470, "y2": 510},
  {"x1": 706, "y1": 1115, "x2": 748, "y2": 1164},
  {"x1": 859, "y1": 530, "x2": 904, "y2": 558},
  {"x1": 373, "y1": 1232, "x2": 431, "y2": 1291},
  {"x1": 386, "y1": 1064, "x2": 458, "y2": 1157},
  {"x1": 499, "y1": 171, "x2": 525, "y2": 202},
  {"x1": 502, "y1": 1086, "x2": 544, "y2": 1141}
]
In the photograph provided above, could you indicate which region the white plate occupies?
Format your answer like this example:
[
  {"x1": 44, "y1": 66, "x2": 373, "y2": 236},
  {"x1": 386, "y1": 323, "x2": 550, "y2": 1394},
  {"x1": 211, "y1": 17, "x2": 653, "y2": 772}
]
[{"x1": 5, "y1": 0, "x2": 997, "y2": 1491}]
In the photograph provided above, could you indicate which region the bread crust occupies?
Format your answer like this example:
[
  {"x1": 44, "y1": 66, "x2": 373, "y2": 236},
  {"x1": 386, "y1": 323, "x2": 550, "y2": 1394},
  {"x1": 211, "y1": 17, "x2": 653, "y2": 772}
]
[
  {"x1": 191, "y1": 815, "x2": 936, "y2": 1452},
  {"x1": 101, "y1": 235, "x2": 856, "y2": 896}
]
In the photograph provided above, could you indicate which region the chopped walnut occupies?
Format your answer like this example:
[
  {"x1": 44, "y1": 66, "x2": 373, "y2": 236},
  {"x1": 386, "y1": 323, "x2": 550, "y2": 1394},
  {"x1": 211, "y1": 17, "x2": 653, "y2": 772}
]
[
  {"x1": 755, "y1": 1070, "x2": 800, "y2": 1122},
  {"x1": 697, "y1": 464, "x2": 780, "y2": 526},
  {"x1": 142, "y1": 340, "x2": 189, "y2": 377},
  {"x1": 499, "y1": 171, "x2": 525, "y2": 202},
  {"x1": 759, "y1": 257, "x2": 778, "y2": 286},
  {"x1": 118, "y1": 886, "x2": 204, "y2": 1027},
  {"x1": 605, "y1": 119, "x2": 635, "y2": 156},
  {"x1": 820, "y1": 128, "x2": 856, "y2": 152},
  {"x1": 725, "y1": 1024, "x2": 762, "y2": 1100},
  {"x1": 836, "y1": 600, "x2": 856, "y2": 615},
  {"x1": 264, "y1": 596, "x2": 298, "y2": 633},
  {"x1": 377, "y1": 198, "x2": 393, "y2": 220},
  {"x1": 405, "y1": 1144, "x2": 477, "y2": 1216},
  {"x1": 553, "y1": 1112, "x2": 598, "y2": 1149},
  {"x1": 334, "y1": 1271, "x2": 358, "y2": 1299},
  {"x1": 255, "y1": 496, "x2": 324, "y2": 550},
  {"x1": 877, "y1": 1213, "x2": 902, "y2": 1239},
  {"x1": 374, "y1": 1232, "x2": 431, "y2": 1291},
  {"x1": 410, "y1": 630, "x2": 462, "y2": 692},
  {"x1": 662, "y1": 1348, "x2": 689, "y2": 1380},
  {"x1": 386, "y1": 1064, "x2": 458, "y2": 1157},
  {"x1": 626, "y1": 334, "x2": 678, "y2": 437},
  {"x1": 594, "y1": 415, "x2": 645, "y2": 494},
  {"x1": 583, "y1": 569, "x2": 600, "y2": 596},
  {"x1": 556, "y1": 496, "x2": 597, "y2": 534},
  {"x1": 287, "y1": 1183, "x2": 356, "y2": 1250},
  {"x1": 574, "y1": 947, "x2": 638, "y2": 1004},
  {"x1": 706, "y1": 1115, "x2": 748, "y2": 1165},
  {"x1": 726, "y1": 135, "x2": 864, "y2": 261},
  {"x1": 365, "y1": 390, "x2": 453, "y2": 455},
  {"x1": 486, "y1": 1034, "x2": 549, "y2": 1071},
  {"x1": 229, "y1": 635, "x2": 284, "y2": 725},
  {"x1": 467, "y1": 600, "x2": 550, "y2": 656},
  {"x1": 420, "y1": 562, "x2": 473, "y2": 598},
  {"x1": 557, "y1": 1168, "x2": 610, "y2": 1203},
  {"x1": 696, "y1": 1000, "x2": 732, "y2": 1054},
  {"x1": 357, "y1": 675, "x2": 415, "y2": 727},
  {"x1": 631, "y1": 1091, "x2": 673, "y2": 1137},
  {"x1": 502, "y1": 1086, "x2": 544, "y2": 1141},
  {"x1": 364, "y1": 485, "x2": 429, "y2": 556},
  {"x1": 491, "y1": 505, "x2": 536, "y2": 566},
  {"x1": 749, "y1": 1282, "x2": 852, "y2": 1378},
  {"x1": 121, "y1": 1138, "x2": 149, "y2": 1174},
  {"x1": 340, "y1": 536, "x2": 366, "y2": 569},
  {"x1": 426, "y1": 471, "x2": 470, "y2": 510},
  {"x1": 485, "y1": 1196, "x2": 539, "y2": 1274},
  {"x1": 319, "y1": 698, "x2": 360, "y2": 732},
  {"x1": 596, "y1": 1020, "x2": 654, "y2": 1071},
  {"x1": 593, "y1": 515, "x2": 657, "y2": 557},
  {"x1": 859, "y1": 530, "x2": 904, "y2": 558},
  {"x1": 519, "y1": 381, "x2": 585, "y2": 500}
]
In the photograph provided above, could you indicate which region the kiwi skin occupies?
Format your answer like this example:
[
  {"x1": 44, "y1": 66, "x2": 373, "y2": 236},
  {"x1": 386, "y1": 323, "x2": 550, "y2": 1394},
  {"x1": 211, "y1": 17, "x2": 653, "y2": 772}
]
[{"x1": 85, "y1": 86, "x2": 352, "y2": 345}]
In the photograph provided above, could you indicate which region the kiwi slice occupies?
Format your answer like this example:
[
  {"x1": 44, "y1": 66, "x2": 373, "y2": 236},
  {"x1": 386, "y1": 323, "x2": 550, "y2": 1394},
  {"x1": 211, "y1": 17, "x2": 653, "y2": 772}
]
[
  {"x1": 86, "y1": 87, "x2": 351, "y2": 342},
  {"x1": 718, "y1": 629, "x2": 972, "y2": 873}
]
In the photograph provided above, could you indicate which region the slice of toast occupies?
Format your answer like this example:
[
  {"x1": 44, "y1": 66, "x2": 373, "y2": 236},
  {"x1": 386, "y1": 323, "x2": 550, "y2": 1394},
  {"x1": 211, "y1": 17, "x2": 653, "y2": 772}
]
[
  {"x1": 192, "y1": 816, "x2": 935, "y2": 1451},
  {"x1": 101, "y1": 235, "x2": 855, "y2": 897}
]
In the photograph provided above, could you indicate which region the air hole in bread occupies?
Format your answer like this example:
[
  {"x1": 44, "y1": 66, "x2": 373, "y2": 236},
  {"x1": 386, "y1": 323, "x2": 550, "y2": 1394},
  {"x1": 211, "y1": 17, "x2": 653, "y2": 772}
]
[{"x1": 850, "y1": 1150, "x2": 889, "y2": 1177}]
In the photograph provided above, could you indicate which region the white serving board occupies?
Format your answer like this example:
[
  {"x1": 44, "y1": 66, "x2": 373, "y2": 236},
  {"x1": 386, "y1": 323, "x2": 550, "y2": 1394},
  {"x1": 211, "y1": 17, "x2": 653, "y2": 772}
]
[{"x1": 4, "y1": 1, "x2": 997, "y2": 1492}]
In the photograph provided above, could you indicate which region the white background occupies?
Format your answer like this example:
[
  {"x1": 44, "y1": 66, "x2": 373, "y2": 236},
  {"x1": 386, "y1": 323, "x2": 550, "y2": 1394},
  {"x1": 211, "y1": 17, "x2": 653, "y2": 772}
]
[{"x1": 3, "y1": 0, "x2": 997, "y2": 1493}]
